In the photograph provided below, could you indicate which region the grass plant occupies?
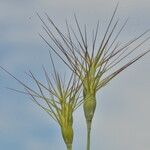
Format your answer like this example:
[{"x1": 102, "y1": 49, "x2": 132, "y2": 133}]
[
  {"x1": 0, "y1": 52, "x2": 82, "y2": 150},
  {"x1": 1, "y1": 4, "x2": 150, "y2": 150},
  {"x1": 37, "y1": 4, "x2": 150, "y2": 150}
]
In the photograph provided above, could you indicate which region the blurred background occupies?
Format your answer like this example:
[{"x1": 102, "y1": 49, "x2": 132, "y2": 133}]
[{"x1": 0, "y1": 0, "x2": 150, "y2": 150}]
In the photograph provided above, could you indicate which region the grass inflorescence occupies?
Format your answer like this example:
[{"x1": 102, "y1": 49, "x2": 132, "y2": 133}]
[
  {"x1": 0, "y1": 52, "x2": 82, "y2": 150},
  {"x1": 37, "y1": 4, "x2": 150, "y2": 150},
  {"x1": 1, "y1": 4, "x2": 150, "y2": 150}
]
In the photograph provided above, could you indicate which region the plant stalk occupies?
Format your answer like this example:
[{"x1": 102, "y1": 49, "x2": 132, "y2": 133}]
[{"x1": 86, "y1": 121, "x2": 92, "y2": 150}]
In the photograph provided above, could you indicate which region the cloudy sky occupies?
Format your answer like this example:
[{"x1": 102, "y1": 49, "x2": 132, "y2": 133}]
[{"x1": 0, "y1": 0, "x2": 150, "y2": 150}]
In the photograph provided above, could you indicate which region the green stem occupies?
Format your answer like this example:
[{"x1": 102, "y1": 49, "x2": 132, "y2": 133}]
[
  {"x1": 66, "y1": 143, "x2": 72, "y2": 150},
  {"x1": 86, "y1": 121, "x2": 92, "y2": 150}
]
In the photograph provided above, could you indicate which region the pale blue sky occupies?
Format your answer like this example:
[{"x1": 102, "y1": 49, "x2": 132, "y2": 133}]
[{"x1": 0, "y1": 0, "x2": 150, "y2": 150}]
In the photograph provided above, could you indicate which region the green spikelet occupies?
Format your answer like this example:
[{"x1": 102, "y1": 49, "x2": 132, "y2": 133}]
[
  {"x1": 83, "y1": 91, "x2": 96, "y2": 124},
  {"x1": 82, "y1": 63, "x2": 97, "y2": 150},
  {"x1": 60, "y1": 103, "x2": 74, "y2": 150},
  {"x1": 61, "y1": 124, "x2": 73, "y2": 150}
]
